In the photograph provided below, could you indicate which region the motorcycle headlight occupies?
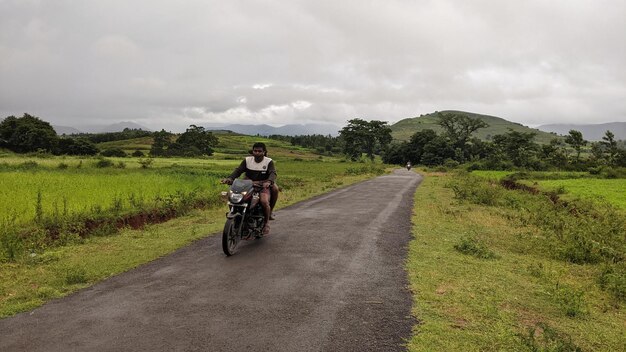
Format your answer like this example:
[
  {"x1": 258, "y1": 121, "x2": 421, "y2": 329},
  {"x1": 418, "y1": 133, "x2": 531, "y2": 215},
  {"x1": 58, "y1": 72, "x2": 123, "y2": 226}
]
[{"x1": 229, "y1": 192, "x2": 244, "y2": 203}]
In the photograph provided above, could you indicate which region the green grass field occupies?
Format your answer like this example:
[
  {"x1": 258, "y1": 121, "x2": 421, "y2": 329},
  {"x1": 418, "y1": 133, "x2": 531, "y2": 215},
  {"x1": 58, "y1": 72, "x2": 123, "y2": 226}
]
[
  {"x1": 471, "y1": 170, "x2": 626, "y2": 210},
  {"x1": 407, "y1": 172, "x2": 625, "y2": 351},
  {"x1": 531, "y1": 178, "x2": 626, "y2": 210}
]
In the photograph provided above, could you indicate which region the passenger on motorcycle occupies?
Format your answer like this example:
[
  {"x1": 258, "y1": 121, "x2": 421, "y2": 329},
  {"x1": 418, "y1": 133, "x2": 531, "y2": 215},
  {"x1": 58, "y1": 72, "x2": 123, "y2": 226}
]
[{"x1": 221, "y1": 142, "x2": 277, "y2": 235}]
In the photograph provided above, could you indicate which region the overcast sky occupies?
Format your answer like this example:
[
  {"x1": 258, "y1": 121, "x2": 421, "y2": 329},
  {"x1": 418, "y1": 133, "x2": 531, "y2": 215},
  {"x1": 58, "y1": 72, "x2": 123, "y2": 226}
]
[{"x1": 1, "y1": 0, "x2": 625, "y2": 132}]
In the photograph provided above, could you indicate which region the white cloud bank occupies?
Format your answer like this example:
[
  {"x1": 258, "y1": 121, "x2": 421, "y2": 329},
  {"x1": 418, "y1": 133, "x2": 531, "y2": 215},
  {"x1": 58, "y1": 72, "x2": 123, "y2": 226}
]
[{"x1": 1, "y1": 0, "x2": 625, "y2": 131}]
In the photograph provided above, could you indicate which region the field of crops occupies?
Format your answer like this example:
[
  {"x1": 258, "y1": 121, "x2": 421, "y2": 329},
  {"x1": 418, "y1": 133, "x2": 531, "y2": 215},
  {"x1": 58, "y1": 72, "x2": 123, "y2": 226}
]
[
  {"x1": 531, "y1": 178, "x2": 626, "y2": 210},
  {"x1": 471, "y1": 170, "x2": 626, "y2": 210},
  {"x1": 0, "y1": 158, "x2": 371, "y2": 227}
]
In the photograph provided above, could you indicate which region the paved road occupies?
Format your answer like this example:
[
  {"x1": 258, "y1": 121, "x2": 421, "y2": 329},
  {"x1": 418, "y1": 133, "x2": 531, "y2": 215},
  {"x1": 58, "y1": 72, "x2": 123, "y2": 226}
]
[{"x1": 0, "y1": 169, "x2": 422, "y2": 352}]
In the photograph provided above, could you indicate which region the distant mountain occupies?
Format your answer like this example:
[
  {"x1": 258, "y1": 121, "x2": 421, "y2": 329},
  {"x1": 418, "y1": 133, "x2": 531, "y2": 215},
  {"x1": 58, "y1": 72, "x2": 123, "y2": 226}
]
[
  {"x1": 95, "y1": 121, "x2": 151, "y2": 133},
  {"x1": 537, "y1": 122, "x2": 626, "y2": 141},
  {"x1": 53, "y1": 125, "x2": 83, "y2": 135},
  {"x1": 68, "y1": 121, "x2": 151, "y2": 134},
  {"x1": 390, "y1": 110, "x2": 560, "y2": 144},
  {"x1": 205, "y1": 123, "x2": 340, "y2": 137}
]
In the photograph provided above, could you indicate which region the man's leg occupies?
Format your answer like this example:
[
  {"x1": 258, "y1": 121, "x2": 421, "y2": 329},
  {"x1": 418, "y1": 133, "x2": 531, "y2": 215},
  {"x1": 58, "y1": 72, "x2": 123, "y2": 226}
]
[
  {"x1": 269, "y1": 183, "x2": 279, "y2": 220},
  {"x1": 260, "y1": 192, "x2": 271, "y2": 235}
]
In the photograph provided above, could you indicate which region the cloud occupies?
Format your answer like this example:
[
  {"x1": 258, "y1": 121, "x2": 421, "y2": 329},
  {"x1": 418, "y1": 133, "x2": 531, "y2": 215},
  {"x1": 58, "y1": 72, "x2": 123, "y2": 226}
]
[{"x1": 0, "y1": 0, "x2": 625, "y2": 131}]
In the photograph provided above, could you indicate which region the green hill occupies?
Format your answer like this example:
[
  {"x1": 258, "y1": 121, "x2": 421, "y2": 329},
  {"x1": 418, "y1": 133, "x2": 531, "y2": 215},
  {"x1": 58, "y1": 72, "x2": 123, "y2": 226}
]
[{"x1": 390, "y1": 110, "x2": 560, "y2": 144}]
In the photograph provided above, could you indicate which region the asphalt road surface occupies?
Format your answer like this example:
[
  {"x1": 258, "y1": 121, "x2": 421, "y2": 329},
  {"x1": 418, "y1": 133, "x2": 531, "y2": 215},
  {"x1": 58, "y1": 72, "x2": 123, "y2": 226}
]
[{"x1": 0, "y1": 169, "x2": 423, "y2": 352}]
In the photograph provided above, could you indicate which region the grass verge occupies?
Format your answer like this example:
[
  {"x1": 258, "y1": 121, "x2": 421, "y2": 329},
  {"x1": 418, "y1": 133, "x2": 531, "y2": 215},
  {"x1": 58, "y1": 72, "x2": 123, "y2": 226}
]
[{"x1": 406, "y1": 172, "x2": 625, "y2": 351}]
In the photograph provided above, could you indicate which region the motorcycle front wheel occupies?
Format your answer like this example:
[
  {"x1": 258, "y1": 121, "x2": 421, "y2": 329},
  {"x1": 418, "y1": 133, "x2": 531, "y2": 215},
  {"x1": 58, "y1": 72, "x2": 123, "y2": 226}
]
[{"x1": 222, "y1": 218, "x2": 240, "y2": 256}]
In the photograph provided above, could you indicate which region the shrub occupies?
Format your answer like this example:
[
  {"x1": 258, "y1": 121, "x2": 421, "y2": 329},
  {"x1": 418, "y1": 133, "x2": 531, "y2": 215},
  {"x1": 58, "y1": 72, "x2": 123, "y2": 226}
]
[
  {"x1": 554, "y1": 284, "x2": 586, "y2": 317},
  {"x1": 18, "y1": 161, "x2": 39, "y2": 170},
  {"x1": 57, "y1": 162, "x2": 69, "y2": 169},
  {"x1": 65, "y1": 266, "x2": 88, "y2": 284},
  {"x1": 138, "y1": 158, "x2": 153, "y2": 169},
  {"x1": 95, "y1": 158, "x2": 114, "y2": 168},
  {"x1": 520, "y1": 322, "x2": 583, "y2": 351},
  {"x1": 454, "y1": 236, "x2": 498, "y2": 259},
  {"x1": 449, "y1": 176, "x2": 503, "y2": 206},
  {"x1": 0, "y1": 222, "x2": 23, "y2": 262},
  {"x1": 598, "y1": 263, "x2": 626, "y2": 302},
  {"x1": 443, "y1": 158, "x2": 460, "y2": 168},
  {"x1": 100, "y1": 148, "x2": 127, "y2": 157},
  {"x1": 131, "y1": 150, "x2": 145, "y2": 157}
]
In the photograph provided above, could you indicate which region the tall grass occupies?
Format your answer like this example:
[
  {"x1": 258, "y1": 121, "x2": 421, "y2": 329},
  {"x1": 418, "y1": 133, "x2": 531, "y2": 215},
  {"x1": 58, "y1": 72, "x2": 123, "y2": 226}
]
[
  {"x1": 407, "y1": 173, "x2": 624, "y2": 351},
  {"x1": 449, "y1": 172, "x2": 626, "y2": 302}
]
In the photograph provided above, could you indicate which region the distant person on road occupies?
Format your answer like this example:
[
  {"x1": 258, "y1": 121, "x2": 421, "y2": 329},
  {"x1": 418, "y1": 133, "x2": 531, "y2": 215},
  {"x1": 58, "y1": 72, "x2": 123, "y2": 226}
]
[{"x1": 221, "y1": 142, "x2": 278, "y2": 235}]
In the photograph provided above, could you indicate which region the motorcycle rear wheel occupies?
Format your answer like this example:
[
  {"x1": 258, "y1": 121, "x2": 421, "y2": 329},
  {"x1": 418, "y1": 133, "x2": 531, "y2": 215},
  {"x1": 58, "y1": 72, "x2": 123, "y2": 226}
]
[{"x1": 222, "y1": 219, "x2": 240, "y2": 256}]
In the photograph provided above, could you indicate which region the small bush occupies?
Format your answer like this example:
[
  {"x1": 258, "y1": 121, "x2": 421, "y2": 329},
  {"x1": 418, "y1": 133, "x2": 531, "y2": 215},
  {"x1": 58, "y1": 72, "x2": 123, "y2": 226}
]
[
  {"x1": 57, "y1": 162, "x2": 69, "y2": 169},
  {"x1": 115, "y1": 161, "x2": 126, "y2": 169},
  {"x1": 443, "y1": 158, "x2": 460, "y2": 169},
  {"x1": 131, "y1": 150, "x2": 145, "y2": 157},
  {"x1": 454, "y1": 236, "x2": 498, "y2": 259},
  {"x1": 450, "y1": 176, "x2": 503, "y2": 206},
  {"x1": 36, "y1": 287, "x2": 59, "y2": 299},
  {"x1": 95, "y1": 158, "x2": 114, "y2": 168},
  {"x1": 138, "y1": 158, "x2": 153, "y2": 169},
  {"x1": 598, "y1": 263, "x2": 626, "y2": 302},
  {"x1": 527, "y1": 262, "x2": 545, "y2": 278},
  {"x1": 18, "y1": 161, "x2": 39, "y2": 170},
  {"x1": 0, "y1": 225, "x2": 24, "y2": 262},
  {"x1": 101, "y1": 148, "x2": 127, "y2": 157},
  {"x1": 65, "y1": 266, "x2": 88, "y2": 284},
  {"x1": 554, "y1": 284, "x2": 586, "y2": 317},
  {"x1": 520, "y1": 322, "x2": 583, "y2": 352}
]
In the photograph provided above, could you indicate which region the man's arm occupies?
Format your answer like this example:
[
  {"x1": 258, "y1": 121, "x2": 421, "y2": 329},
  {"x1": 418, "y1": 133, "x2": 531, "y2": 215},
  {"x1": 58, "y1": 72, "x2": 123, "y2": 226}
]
[
  {"x1": 227, "y1": 160, "x2": 247, "y2": 180},
  {"x1": 266, "y1": 160, "x2": 277, "y2": 183}
]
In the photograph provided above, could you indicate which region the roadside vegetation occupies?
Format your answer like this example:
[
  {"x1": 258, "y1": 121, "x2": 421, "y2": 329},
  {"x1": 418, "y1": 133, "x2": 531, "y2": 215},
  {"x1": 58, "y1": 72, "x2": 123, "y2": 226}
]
[{"x1": 407, "y1": 171, "x2": 625, "y2": 351}]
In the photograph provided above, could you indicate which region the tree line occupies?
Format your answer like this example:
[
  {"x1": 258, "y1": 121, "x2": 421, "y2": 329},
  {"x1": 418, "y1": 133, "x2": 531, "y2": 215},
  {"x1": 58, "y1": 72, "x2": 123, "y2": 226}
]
[
  {"x1": 70, "y1": 129, "x2": 153, "y2": 143},
  {"x1": 0, "y1": 114, "x2": 219, "y2": 157},
  {"x1": 2, "y1": 112, "x2": 624, "y2": 170},
  {"x1": 381, "y1": 112, "x2": 626, "y2": 170},
  {"x1": 0, "y1": 114, "x2": 99, "y2": 155},
  {"x1": 268, "y1": 134, "x2": 343, "y2": 155}
]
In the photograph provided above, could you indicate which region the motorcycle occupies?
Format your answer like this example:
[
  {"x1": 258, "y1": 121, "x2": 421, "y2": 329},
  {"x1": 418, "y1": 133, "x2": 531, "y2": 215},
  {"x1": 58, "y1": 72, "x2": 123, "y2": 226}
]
[
  {"x1": 220, "y1": 179, "x2": 267, "y2": 256},
  {"x1": 406, "y1": 162, "x2": 412, "y2": 171}
]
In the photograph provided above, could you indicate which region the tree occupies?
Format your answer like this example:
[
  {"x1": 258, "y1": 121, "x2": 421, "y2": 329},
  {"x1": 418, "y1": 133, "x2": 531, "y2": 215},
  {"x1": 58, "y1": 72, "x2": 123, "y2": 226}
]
[
  {"x1": 149, "y1": 129, "x2": 172, "y2": 156},
  {"x1": 564, "y1": 130, "x2": 586, "y2": 163},
  {"x1": 599, "y1": 130, "x2": 619, "y2": 166},
  {"x1": 421, "y1": 136, "x2": 455, "y2": 166},
  {"x1": 339, "y1": 119, "x2": 392, "y2": 161},
  {"x1": 56, "y1": 137, "x2": 99, "y2": 155},
  {"x1": 436, "y1": 112, "x2": 488, "y2": 162},
  {"x1": 492, "y1": 129, "x2": 540, "y2": 168},
  {"x1": 406, "y1": 129, "x2": 438, "y2": 164},
  {"x1": 0, "y1": 114, "x2": 58, "y2": 153},
  {"x1": 170, "y1": 125, "x2": 219, "y2": 156},
  {"x1": 381, "y1": 142, "x2": 409, "y2": 164},
  {"x1": 541, "y1": 138, "x2": 568, "y2": 169}
]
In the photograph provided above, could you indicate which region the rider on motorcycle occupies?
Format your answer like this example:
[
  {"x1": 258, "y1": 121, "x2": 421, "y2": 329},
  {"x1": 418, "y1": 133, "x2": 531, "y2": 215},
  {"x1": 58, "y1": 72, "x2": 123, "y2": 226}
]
[{"x1": 221, "y1": 142, "x2": 277, "y2": 235}]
